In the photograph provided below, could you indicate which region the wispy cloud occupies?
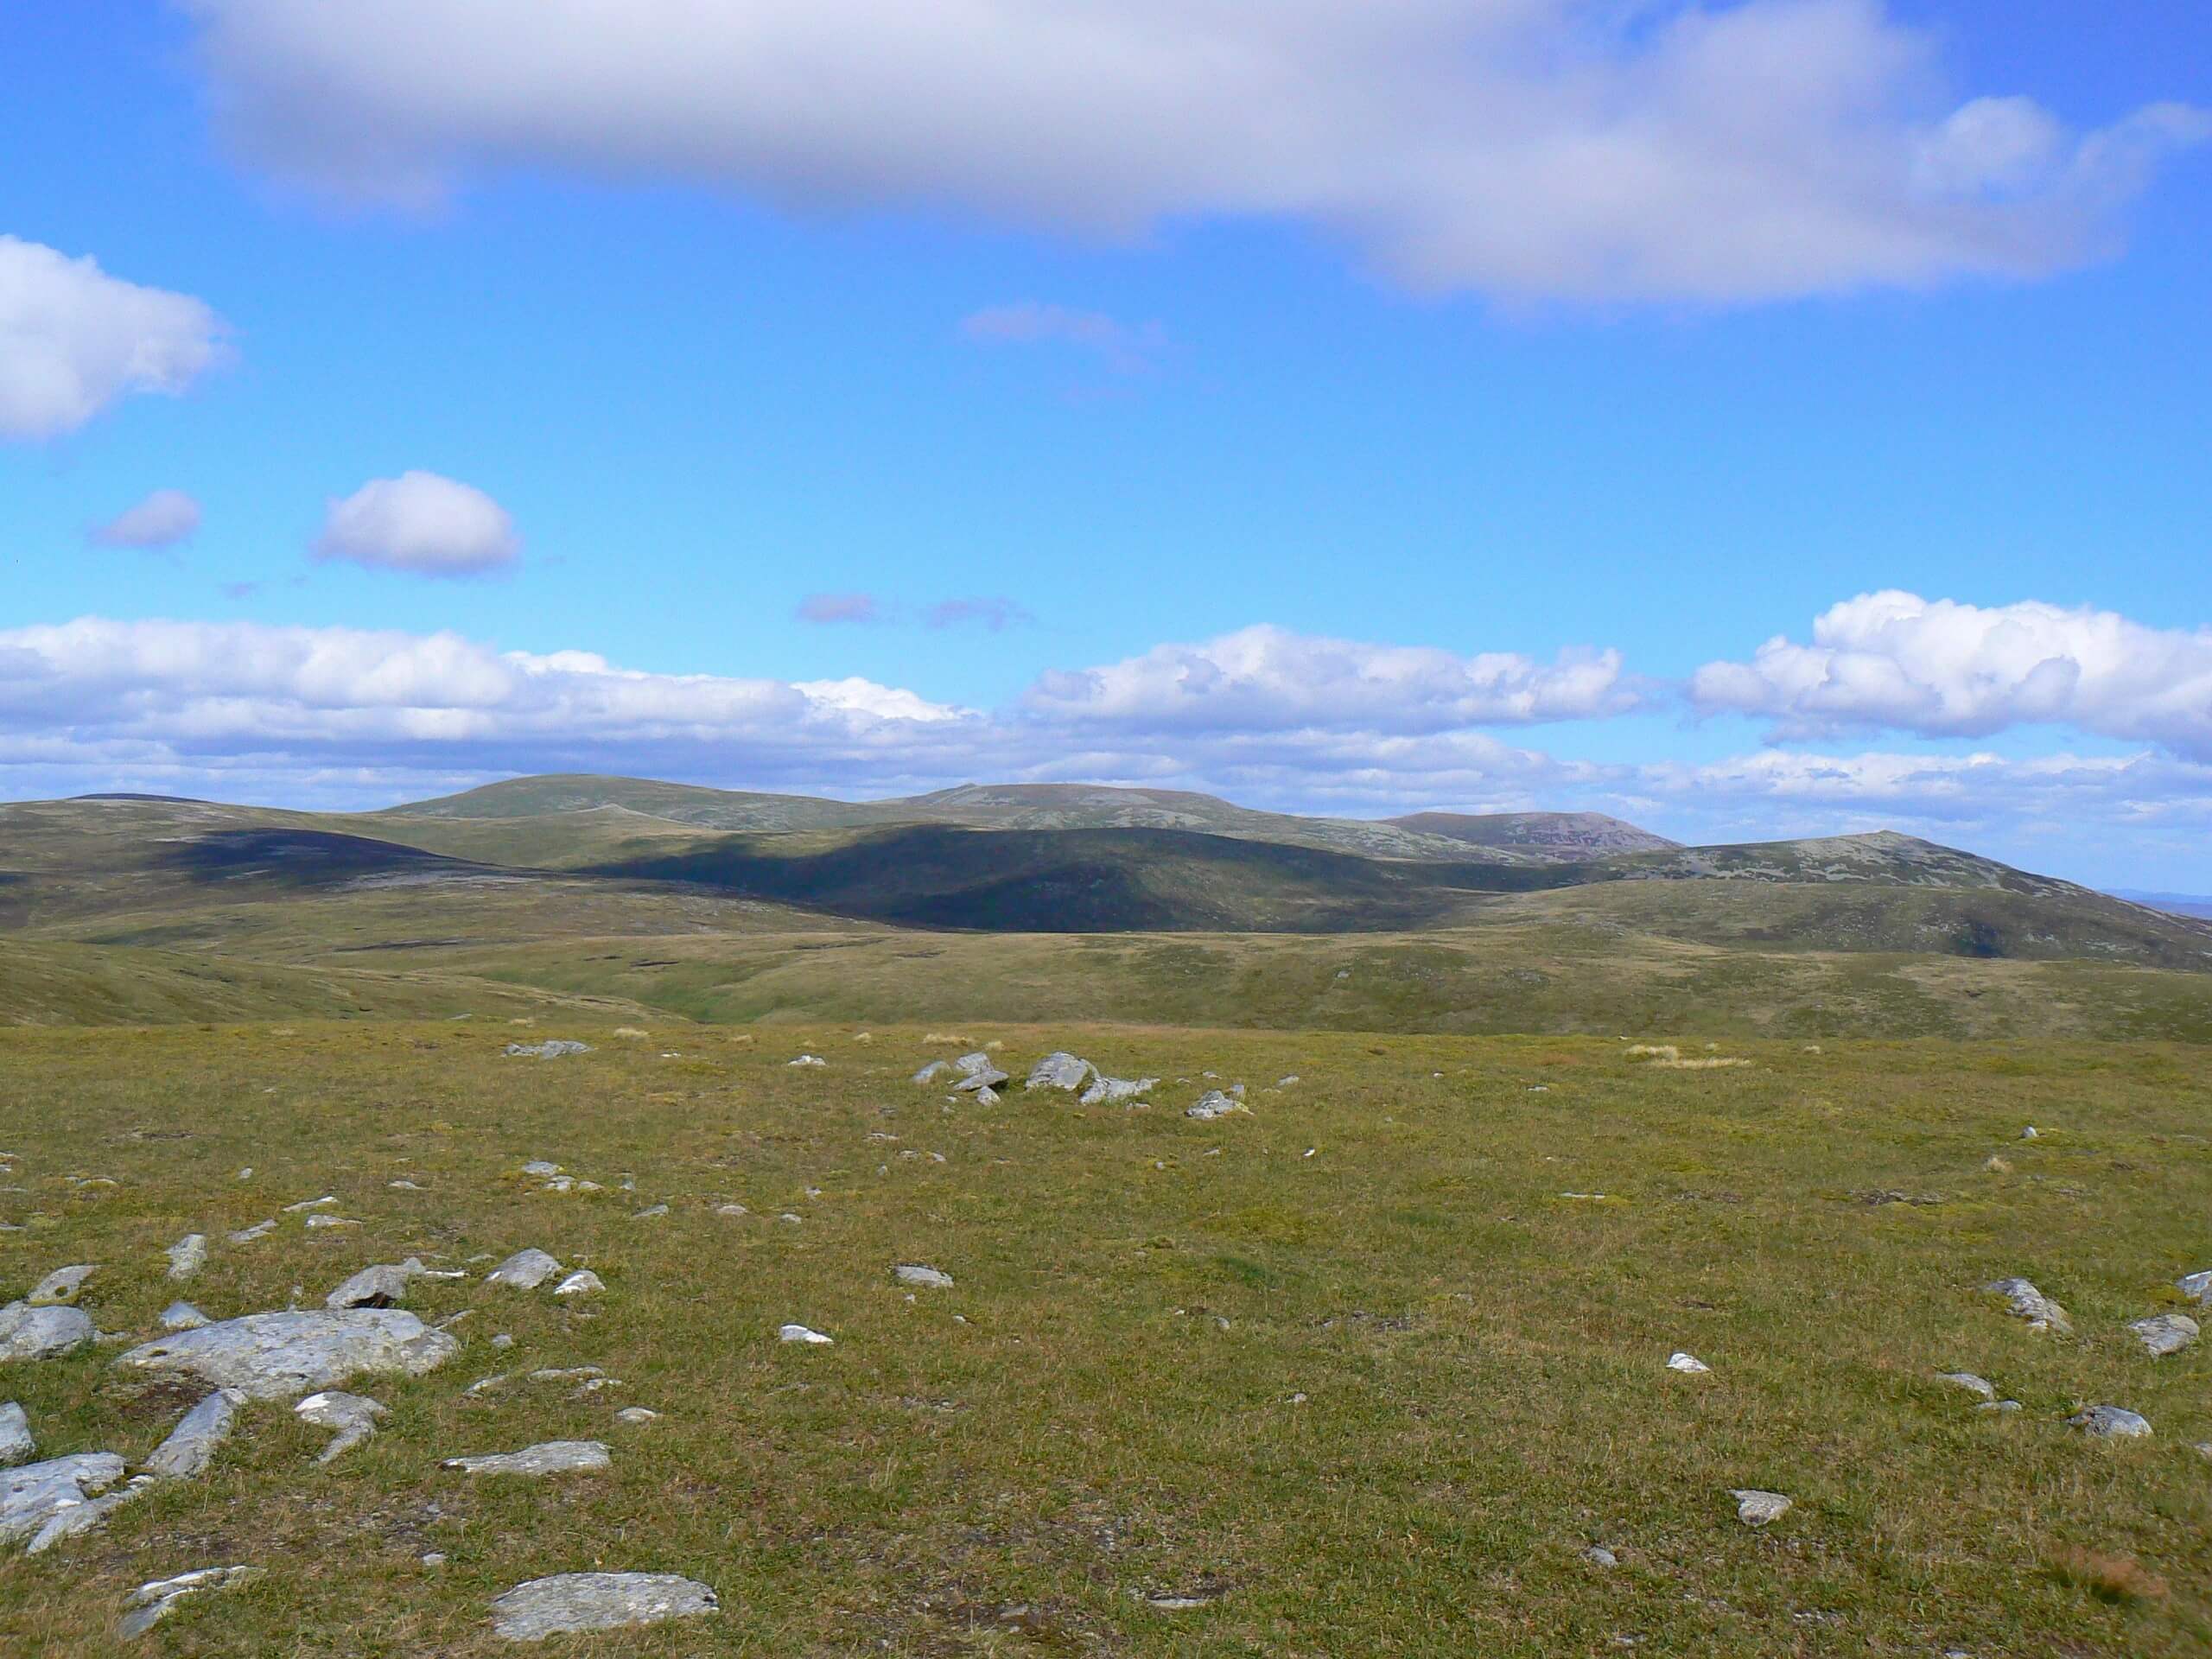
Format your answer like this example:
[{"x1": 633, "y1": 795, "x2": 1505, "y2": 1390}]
[
  {"x1": 959, "y1": 304, "x2": 1165, "y2": 375},
  {"x1": 926, "y1": 597, "x2": 1034, "y2": 632},
  {"x1": 89, "y1": 489, "x2": 202, "y2": 550},
  {"x1": 796, "y1": 592, "x2": 885, "y2": 626}
]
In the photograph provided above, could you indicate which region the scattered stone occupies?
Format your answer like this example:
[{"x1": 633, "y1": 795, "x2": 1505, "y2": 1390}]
[
  {"x1": 443, "y1": 1440, "x2": 610, "y2": 1478},
  {"x1": 1277, "y1": 1075, "x2": 1300, "y2": 1087},
  {"x1": 2069, "y1": 1405, "x2": 2152, "y2": 1440},
  {"x1": 952, "y1": 1052, "x2": 995, "y2": 1077},
  {"x1": 787, "y1": 1054, "x2": 827, "y2": 1068},
  {"x1": 1080, "y1": 1076, "x2": 1158, "y2": 1106},
  {"x1": 1983, "y1": 1277, "x2": 2072, "y2": 1335},
  {"x1": 1586, "y1": 1546, "x2": 1619, "y2": 1568},
  {"x1": 26, "y1": 1266, "x2": 95, "y2": 1306},
  {"x1": 156, "y1": 1304, "x2": 205, "y2": 1335},
  {"x1": 2177, "y1": 1270, "x2": 2212, "y2": 1303},
  {"x1": 423, "y1": 1552, "x2": 448, "y2": 1567},
  {"x1": 489, "y1": 1572, "x2": 719, "y2": 1642},
  {"x1": 1936, "y1": 1371, "x2": 1997, "y2": 1402},
  {"x1": 166, "y1": 1235, "x2": 208, "y2": 1281},
  {"x1": 26, "y1": 1471, "x2": 153, "y2": 1554},
  {"x1": 327, "y1": 1259, "x2": 434, "y2": 1309},
  {"x1": 116, "y1": 1310, "x2": 458, "y2": 1401},
  {"x1": 715, "y1": 1203, "x2": 748, "y2": 1217},
  {"x1": 912, "y1": 1061, "x2": 951, "y2": 1085},
  {"x1": 389, "y1": 1179, "x2": 425, "y2": 1191},
  {"x1": 613, "y1": 1407, "x2": 659, "y2": 1425},
  {"x1": 1731, "y1": 1490, "x2": 1792, "y2": 1527},
  {"x1": 119, "y1": 1566, "x2": 260, "y2": 1638},
  {"x1": 778, "y1": 1212, "x2": 802, "y2": 1224},
  {"x1": 2019, "y1": 1126, "x2": 2038, "y2": 1140},
  {"x1": 505, "y1": 1040, "x2": 591, "y2": 1059},
  {"x1": 969, "y1": 1084, "x2": 1001, "y2": 1105},
  {"x1": 1666, "y1": 1352, "x2": 1711, "y2": 1374},
  {"x1": 893, "y1": 1264, "x2": 954, "y2": 1290},
  {"x1": 304, "y1": 1214, "x2": 358, "y2": 1230},
  {"x1": 0, "y1": 1302, "x2": 94, "y2": 1362},
  {"x1": 485, "y1": 1249, "x2": 562, "y2": 1290},
  {"x1": 1978, "y1": 1400, "x2": 2023, "y2": 1414},
  {"x1": 1, "y1": 1452, "x2": 126, "y2": 1551},
  {"x1": 143, "y1": 1389, "x2": 244, "y2": 1480},
  {"x1": 520, "y1": 1161, "x2": 563, "y2": 1178},
  {"x1": 1186, "y1": 1091, "x2": 1247, "y2": 1121},
  {"x1": 1025, "y1": 1052, "x2": 1094, "y2": 1092},
  {"x1": 282, "y1": 1196, "x2": 337, "y2": 1214},
  {"x1": 0, "y1": 1402, "x2": 30, "y2": 1465},
  {"x1": 2129, "y1": 1313, "x2": 2199, "y2": 1357},
  {"x1": 631, "y1": 1204, "x2": 669, "y2": 1221},
  {"x1": 491, "y1": 1333, "x2": 513, "y2": 1350},
  {"x1": 296, "y1": 1391, "x2": 386, "y2": 1461},
  {"x1": 1982, "y1": 1156, "x2": 2012, "y2": 1173},
  {"x1": 779, "y1": 1324, "x2": 832, "y2": 1345},
  {"x1": 527, "y1": 1367, "x2": 603, "y2": 1383},
  {"x1": 954, "y1": 1067, "x2": 1009, "y2": 1094},
  {"x1": 228, "y1": 1220, "x2": 276, "y2": 1244}
]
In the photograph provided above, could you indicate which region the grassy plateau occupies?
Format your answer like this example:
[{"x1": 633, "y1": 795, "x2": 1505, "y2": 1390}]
[{"x1": 2, "y1": 1020, "x2": 2209, "y2": 1655}]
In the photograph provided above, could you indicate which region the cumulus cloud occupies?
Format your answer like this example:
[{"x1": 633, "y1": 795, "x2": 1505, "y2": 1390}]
[
  {"x1": 0, "y1": 236, "x2": 227, "y2": 441},
  {"x1": 962, "y1": 304, "x2": 1164, "y2": 374},
  {"x1": 181, "y1": 0, "x2": 2206, "y2": 304},
  {"x1": 312, "y1": 470, "x2": 520, "y2": 577},
  {"x1": 1026, "y1": 625, "x2": 1639, "y2": 732},
  {"x1": 796, "y1": 593, "x2": 884, "y2": 626},
  {"x1": 1691, "y1": 591, "x2": 2212, "y2": 759},
  {"x1": 89, "y1": 488, "x2": 203, "y2": 550}
]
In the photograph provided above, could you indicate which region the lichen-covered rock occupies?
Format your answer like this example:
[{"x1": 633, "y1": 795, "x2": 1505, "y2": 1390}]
[
  {"x1": 2178, "y1": 1269, "x2": 2212, "y2": 1303},
  {"x1": 296, "y1": 1391, "x2": 386, "y2": 1462},
  {"x1": 1983, "y1": 1277, "x2": 2072, "y2": 1335},
  {"x1": 554, "y1": 1270, "x2": 605, "y2": 1298},
  {"x1": 0, "y1": 1302, "x2": 94, "y2": 1363},
  {"x1": 1731, "y1": 1489, "x2": 1792, "y2": 1527},
  {"x1": 1079, "y1": 1075, "x2": 1158, "y2": 1106},
  {"x1": 484, "y1": 1249, "x2": 562, "y2": 1290},
  {"x1": 26, "y1": 1473, "x2": 152, "y2": 1554},
  {"x1": 165, "y1": 1236, "x2": 207, "y2": 1281},
  {"x1": 1025, "y1": 1052, "x2": 1094, "y2": 1091},
  {"x1": 119, "y1": 1566, "x2": 260, "y2": 1639},
  {"x1": 505, "y1": 1040, "x2": 590, "y2": 1059},
  {"x1": 143, "y1": 1390, "x2": 243, "y2": 1480},
  {"x1": 115, "y1": 1311, "x2": 457, "y2": 1401},
  {"x1": 0, "y1": 1402, "x2": 31, "y2": 1466},
  {"x1": 2128, "y1": 1313, "x2": 2199, "y2": 1357},
  {"x1": 893, "y1": 1264, "x2": 954, "y2": 1290},
  {"x1": 161, "y1": 1302, "x2": 210, "y2": 1332},
  {"x1": 0, "y1": 1453, "x2": 126, "y2": 1550},
  {"x1": 442, "y1": 1440, "x2": 609, "y2": 1478},
  {"x1": 2069, "y1": 1405, "x2": 2152, "y2": 1440},
  {"x1": 26, "y1": 1266, "x2": 95, "y2": 1306},
  {"x1": 489, "y1": 1573, "x2": 718, "y2": 1641},
  {"x1": 1185, "y1": 1090, "x2": 1247, "y2": 1121}
]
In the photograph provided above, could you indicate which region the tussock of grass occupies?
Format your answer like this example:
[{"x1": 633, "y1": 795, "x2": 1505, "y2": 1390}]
[{"x1": 2051, "y1": 1548, "x2": 2171, "y2": 1605}]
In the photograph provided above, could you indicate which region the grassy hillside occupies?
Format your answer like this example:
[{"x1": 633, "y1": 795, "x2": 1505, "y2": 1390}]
[{"x1": 0, "y1": 1023, "x2": 2205, "y2": 1654}]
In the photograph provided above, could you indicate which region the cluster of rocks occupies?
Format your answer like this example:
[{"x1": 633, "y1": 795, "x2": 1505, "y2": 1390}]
[{"x1": 503, "y1": 1039, "x2": 592, "y2": 1060}]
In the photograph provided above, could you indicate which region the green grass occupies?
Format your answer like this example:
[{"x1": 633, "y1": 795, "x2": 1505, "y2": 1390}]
[{"x1": 2, "y1": 1022, "x2": 2208, "y2": 1653}]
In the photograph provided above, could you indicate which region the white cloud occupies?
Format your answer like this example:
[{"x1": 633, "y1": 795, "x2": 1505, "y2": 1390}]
[
  {"x1": 1025, "y1": 624, "x2": 1639, "y2": 732},
  {"x1": 0, "y1": 236, "x2": 227, "y2": 441},
  {"x1": 4, "y1": 613, "x2": 2212, "y2": 878},
  {"x1": 962, "y1": 304, "x2": 1165, "y2": 374},
  {"x1": 89, "y1": 489, "x2": 204, "y2": 550},
  {"x1": 1691, "y1": 591, "x2": 2212, "y2": 759},
  {"x1": 181, "y1": 0, "x2": 2206, "y2": 304},
  {"x1": 313, "y1": 470, "x2": 520, "y2": 577}
]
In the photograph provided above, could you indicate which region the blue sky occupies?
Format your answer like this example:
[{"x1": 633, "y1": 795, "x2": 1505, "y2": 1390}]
[{"x1": 3, "y1": 1, "x2": 2209, "y2": 887}]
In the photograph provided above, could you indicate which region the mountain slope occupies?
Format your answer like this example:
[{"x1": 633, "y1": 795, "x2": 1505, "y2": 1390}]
[{"x1": 1386, "y1": 810, "x2": 1679, "y2": 860}]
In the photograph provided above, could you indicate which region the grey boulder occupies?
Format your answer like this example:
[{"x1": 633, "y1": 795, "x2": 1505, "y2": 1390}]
[
  {"x1": 2177, "y1": 1269, "x2": 2212, "y2": 1303},
  {"x1": 1079, "y1": 1075, "x2": 1157, "y2": 1106},
  {"x1": 893, "y1": 1264, "x2": 954, "y2": 1290},
  {"x1": 1025, "y1": 1052, "x2": 1094, "y2": 1091},
  {"x1": 327, "y1": 1257, "x2": 460, "y2": 1309},
  {"x1": 161, "y1": 1302, "x2": 211, "y2": 1332},
  {"x1": 143, "y1": 1390, "x2": 244, "y2": 1480},
  {"x1": 296, "y1": 1391, "x2": 386, "y2": 1462},
  {"x1": 912, "y1": 1061, "x2": 951, "y2": 1084},
  {"x1": 166, "y1": 1235, "x2": 208, "y2": 1281},
  {"x1": 26, "y1": 1266, "x2": 95, "y2": 1306},
  {"x1": 443, "y1": 1440, "x2": 610, "y2": 1478},
  {"x1": 2069, "y1": 1405, "x2": 2152, "y2": 1440},
  {"x1": 0, "y1": 1301, "x2": 94, "y2": 1363},
  {"x1": 115, "y1": 1310, "x2": 457, "y2": 1401},
  {"x1": 505, "y1": 1040, "x2": 591, "y2": 1059},
  {"x1": 1983, "y1": 1277, "x2": 2072, "y2": 1335},
  {"x1": 485, "y1": 1249, "x2": 562, "y2": 1291},
  {"x1": 1185, "y1": 1090, "x2": 1247, "y2": 1121},
  {"x1": 953, "y1": 1067, "x2": 1010, "y2": 1094},
  {"x1": 0, "y1": 1402, "x2": 31, "y2": 1465},
  {"x1": 1731, "y1": 1490, "x2": 1792, "y2": 1527},
  {"x1": 2128, "y1": 1313, "x2": 2199, "y2": 1357},
  {"x1": 1, "y1": 1452, "x2": 126, "y2": 1551},
  {"x1": 489, "y1": 1572, "x2": 718, "y2": 1641},
  {"x1": 1936, "y1": 1371, "x2": 1997, "y2": 1402}
]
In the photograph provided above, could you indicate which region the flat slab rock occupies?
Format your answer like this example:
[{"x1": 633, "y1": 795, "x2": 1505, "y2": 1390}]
[
  {"x1": 0, "y1": 1302, "x2": 94, "y2": 1362},
  {"x1": 485, "y1": 1249, "x2": 563, "y2": 1291},
  {"x1": 0, "y1": 1402, "x2": 31, "y2": 1465},
  {"x1": 444, "y1": 1440, "x2": 610, "y2": 1478},
  {"x1": 1024, "y1": 1052, "x2": 1094, "y2": 1091},
  {"x1": 120, "y1": 1566, "x2": 260, "y2": 1639},
  {"x1": 296, "y1": 1391, "x2": 386, "y2": 1462},
  {"x1": 115, "y1": 1310, "x2": 457, "y2": 1401},
  {"x1": 26, "y1": 1266, "x2": 96, "y2": 1306},
  {"x1": 1982, "y1": 1277, "x2": 2072, "y2": 1335},
  {"x1": 1, "y1": 1452, "x2": 126, "y2": 1550},
  {"x1": 893, "y1": 1264, "x2": 954, "y2": 1290},
  {"x1": 1731, "y1": 1490, "x2": 1792, "y2": 1527},
  {"x1": 143, "y1": 1389, "x2": 243, "y2": 1480},
  {"x1": 2129, "y1": 1313, "x2": 2199, "y2": 1357},
  {"x1": 489, "y1": 1572, "x2": 719, "y2": 1641},
  {"x1": 1936, "y1": 1371, "x2": 1997, "y2": 1401},
  {"x1": 505, "y1": 1040, "x2": 591, "y2": 1059}
]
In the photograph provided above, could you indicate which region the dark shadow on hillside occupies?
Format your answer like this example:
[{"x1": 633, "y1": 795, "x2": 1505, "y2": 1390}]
[{"x1": 156, "y1": 829, "x2": 503, "y2": 888}]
